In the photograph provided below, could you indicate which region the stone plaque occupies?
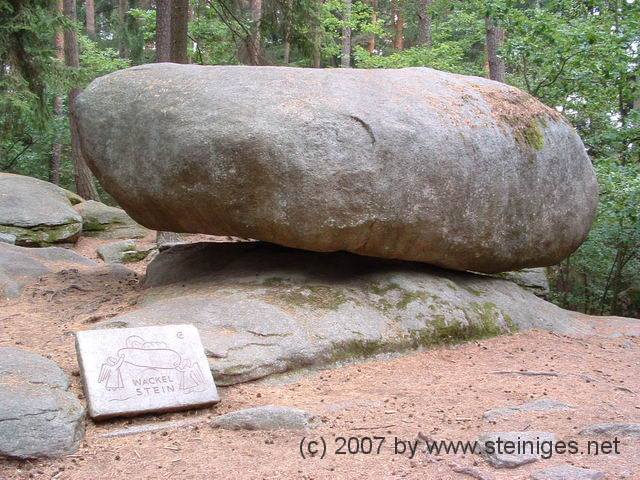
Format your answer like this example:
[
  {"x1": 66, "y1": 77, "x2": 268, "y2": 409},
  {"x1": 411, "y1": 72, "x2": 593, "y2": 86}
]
[{"x1": 75, "y1": 324, "x2": 219, "y2": 419}]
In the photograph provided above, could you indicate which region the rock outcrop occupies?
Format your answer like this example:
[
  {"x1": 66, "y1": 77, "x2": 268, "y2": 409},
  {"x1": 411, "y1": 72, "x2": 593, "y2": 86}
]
[
  {"x1": 96, "y1": 242, "x2": 593, "y2": 385},
  {"x1": 0, "y1": 173, "x2": 83, "y2": 245},
  {"x1": 74, "y1": 199, "x2": 150, "y2": 239},
  {"x1": 0, "y1": 348, "x2": 85, "y2": 459},
  {"x1": 0, "y1": 242, "x2": 96, "y2": 299},
  {"x1": 76, "y1": 64, "x2": 598, "y2": 273},
  {"x1": 97, "y1": 239, "x2": 155, "y2": 263}
]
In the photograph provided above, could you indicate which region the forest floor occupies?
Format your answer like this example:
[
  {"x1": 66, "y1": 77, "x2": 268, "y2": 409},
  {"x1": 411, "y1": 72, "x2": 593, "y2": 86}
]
[{"x1": 0, "y1": 238, "x2": 639, "y2": 480}]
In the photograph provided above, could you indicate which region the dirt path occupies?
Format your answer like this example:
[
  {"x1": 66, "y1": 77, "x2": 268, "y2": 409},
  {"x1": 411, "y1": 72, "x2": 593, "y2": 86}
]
[{"x1": 0, "y1": 255, "x2": 639, "y2": 479}]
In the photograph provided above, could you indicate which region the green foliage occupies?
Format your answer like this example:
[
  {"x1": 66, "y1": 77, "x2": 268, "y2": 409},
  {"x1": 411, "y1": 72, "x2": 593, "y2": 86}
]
[
  {"x1": 353, "y1": 44, "x2": 469, "y2": 73},
  {"x1": 551, "y1": 160, "x2": 640, "y2": 317}
]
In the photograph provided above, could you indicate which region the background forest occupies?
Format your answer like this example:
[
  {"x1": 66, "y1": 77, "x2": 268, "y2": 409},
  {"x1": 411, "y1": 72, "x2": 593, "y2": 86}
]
[{"x1": 1, "y1": 0, "x2": 639, "y2": 317}]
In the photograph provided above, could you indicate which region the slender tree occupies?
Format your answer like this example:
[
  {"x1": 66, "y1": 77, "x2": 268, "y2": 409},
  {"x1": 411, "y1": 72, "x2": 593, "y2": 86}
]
[
  {"x1": 248, "y1": 0, "x2": 262, "y2": 65},
  {"x1": 170, "y1": 0, "x2": 189, "y2": 63},
  {"x1": 282, "y1": 0, "x2": 293, "y2": 64},
  {"x1": 391, "y1": 0, "x2": 404, "y2": 50},
  {"x1": 156, "y1": 0, "x2": 172, "y2": 61},
  {"x1": 311, "y1": 0, "x2": 322, "y2": 67},
  {"x1": 85, "y1": 0, "x2": 96, "y2": 38},
  {"x1": 341, "y1": 0, "x2": 352, "y2": 67},
  {"x1": 118, "y1": 0, "x2": 129, "y2": 58},
  {"x1": 63, "y1": 0, "x2": 100, "y2": 200},
  {"x1": 485, "y1": 16, "x2": 506, "y2": 83},
  {"x1": 367, "y1": 0, "x2": 377, "y2": 53},
  {"x1": 417, "y1": 0, "x2": 432, "y2": 47},
  {"x1": 50, "y1": 0, "x2": 64, "y2": 185}
]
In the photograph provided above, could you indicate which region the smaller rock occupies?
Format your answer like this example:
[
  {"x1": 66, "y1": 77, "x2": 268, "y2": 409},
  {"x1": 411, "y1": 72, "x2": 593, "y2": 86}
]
[
  {"x1": 478, "y1": 431, "x2": 557, "y2": 468},
  {"x1": 530, "y1": 464, "x2": 604, "y2": 480},
  {"x1": 0, "y1": 173, "x2": 83, "y2": 245},
  {"x1": 0, "y1": 233, "x2": 16, "y2": 244},
  {"x1": 211, "y1": 405, "x2": 317, "y2": 431},
  {"x1": 74, "y1": 200, "x2": 149, "y2": 239},
  {"x1": 579, "y1": 423, "x2": 640, "y2": 437},
  {"x1": 0, "y1": 242, "x2": 96, "y2": 299},
  {"x1": 97, "y1": 240, "x2": 155, "y2": 264},
  {"x1": 495, "y1": 268, "x2": 550, "y2": 297},
  {"x1": 483, "y1": 399, "x2": 573, "y2": 422},
  {"x1": 0, "y1": 347, "x2": 69, "y2": 389},
  {"x1": 102, "y1": 419, "x2": 202, "y2": 438},
  {"x1": 0, "y1": 348, "x2": 85, "y2": 459}
]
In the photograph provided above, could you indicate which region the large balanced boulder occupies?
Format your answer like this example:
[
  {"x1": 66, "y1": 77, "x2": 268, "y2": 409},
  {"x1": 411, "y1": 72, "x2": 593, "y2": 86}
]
[
  {"x1": 76, "y1": 64, "x2": 598, "y2": 273},
  {"x1": 0, "y1": 173, "x2": 83, "y2": 246},
  {"x1": 97, "y1": 242, "x2": 593, "y2": 385},
  {"x1": 0, "y1": 347, "x2": 85, "y2": 459}
]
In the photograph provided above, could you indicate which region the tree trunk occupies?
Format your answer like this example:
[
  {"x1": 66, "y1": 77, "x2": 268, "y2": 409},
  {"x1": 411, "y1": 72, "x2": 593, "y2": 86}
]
[
  {"x1": 391, "y1": 0, "x2": 404, "y2": 50},
  {"x1": 283, "y1": 0, "x2": 292, "y2": 64},
  {"x1": 50, "y1": 0, "x2": 64, "y2": 185},
  {"x1": 63, "y1": 0, "x2": 100, "y2": 200},
  {"x1": 417, "y1": 0, "x2": 432, "y2": 47},
  {"x1": 312, "y1": 0, "x2": 322, "y2": 67},
  {"x1": 340, "y1": 0, "x2": 351, "y2": 67},
  {"x1": 170, "y1": 0, "x2": 189, "y2": 63},
  {"x1": 485, "y1": 16, "x2": 506, "y2": 83},
  {"x1": 247, "y1": 0, "x2": 262, "y2": 65},
  {"x1": 156, "y1": 0, "x2": 172, "y2": 62},
  {"x1": 85, "y1": 0, "x2": 96, "y2": 38},
  {"x1": 367, "y1": 0, "x2": 377, "y2": 53},
  {"x1": 118, "y1": 0, "x2": 128, "y2": 58}
]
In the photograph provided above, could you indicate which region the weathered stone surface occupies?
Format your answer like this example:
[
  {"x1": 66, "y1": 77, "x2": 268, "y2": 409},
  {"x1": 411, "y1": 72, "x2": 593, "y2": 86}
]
[
  {"x1": 579, "y1": 423, "x2": 640, "y2": 437},
  {"x1": 0, "y1": 242, "x2": 96, "y2": 299},
  {"x1": 96, "y1": 242, "x2": 593, "y2": 385},
  {"x1": 76, "y1": 64, "x2": 598, "y2": 273},
  {"x1": 495, "y1": 268, "x2": 550, "y2": 298},
  {"x1": 0, "y1": 347, "x2": 69, "y2": 389},
  {"x1": 101, "y1": 418, "x2": 202, "y2": 438},
  {"x1": 75, "y1": 324, "x2": 219, "y2": 419},
  {"x1": 97, "y1": 239, "x2": 155, "y2": 264},
  {"x1": 483, "y1": 398, "x2": 573, "y2": 422},
  {"x1": 74, "y1": 200, "x2": 150, "y2": 239},
  {"x1": 0, "y1": 348, "x2": 85, "y2": 459},
  {"x1": 530, "y1": 464, "x2": 604, "y2": 480},
  {"x1": 478, "y1": 431, "x2": 557, "y2": 468},
  {"x1": 211, "y1": 406, "x2": 316, "y2": 431},
  {"x1": 0, "y1": 233, "x2": 16, "y2": 244},
  {"x1": 0, "y1": 173, "x2": 83, "y2": 245}
]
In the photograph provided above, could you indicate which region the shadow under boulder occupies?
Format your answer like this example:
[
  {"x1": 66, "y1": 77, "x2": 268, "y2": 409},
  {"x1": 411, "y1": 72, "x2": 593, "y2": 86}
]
[{"x1": 97, "y1": 242, "x2": 592, "y2": 385}]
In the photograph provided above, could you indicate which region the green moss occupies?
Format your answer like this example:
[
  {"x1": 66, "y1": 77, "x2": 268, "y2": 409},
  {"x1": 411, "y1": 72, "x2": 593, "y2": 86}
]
[
  {"x1": 121, "y1": 249, "x2": 152, "y2": 263},
  {"x1": 262, "y1": 277, "x2": 287, "y2": 287},
  {"x1": 461, "y1": 284, "x2": 484, "y2": 297},
  {"x1": 82, "y1": 219, "x2": 107, "y2": 232},
  {"x1": 275, "y1": 285, "x2": 348, "y2": 310},
  {"x1": 368, "y1": 281, "x2": 401, "y2": 295},
  {"x1": 0, "y1": 222, "x2": 82, "y2": 246},
  {"x1": 445, "y1": 279, "x2": 460, "y2": 291},
  {"x1": 396, "y1": 291, "x2": 426, "y2": 309},
  {"x1": 523, "y1": 121, "x2": 545, "y2": 150},
  {"x1": 470, "y1": 301, "x2": 510, "y2": 337},
  {"x1": 329, "y1": 339, "x2": 389, "y2": 363},
  {"x1": 503, "y1": 312, "x2": 518, "y2": 333}
]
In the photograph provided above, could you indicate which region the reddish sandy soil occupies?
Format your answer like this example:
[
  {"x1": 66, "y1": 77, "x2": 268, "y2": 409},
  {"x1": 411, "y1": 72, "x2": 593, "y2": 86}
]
[{"x1": 0, "y1": 240, "x2": 639, "y2": 480}]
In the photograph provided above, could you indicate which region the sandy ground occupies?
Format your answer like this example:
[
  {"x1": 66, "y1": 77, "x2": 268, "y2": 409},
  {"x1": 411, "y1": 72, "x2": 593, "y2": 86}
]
[{"x1": 0, "y1": 240, "x2": 639, "y2": 480}]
